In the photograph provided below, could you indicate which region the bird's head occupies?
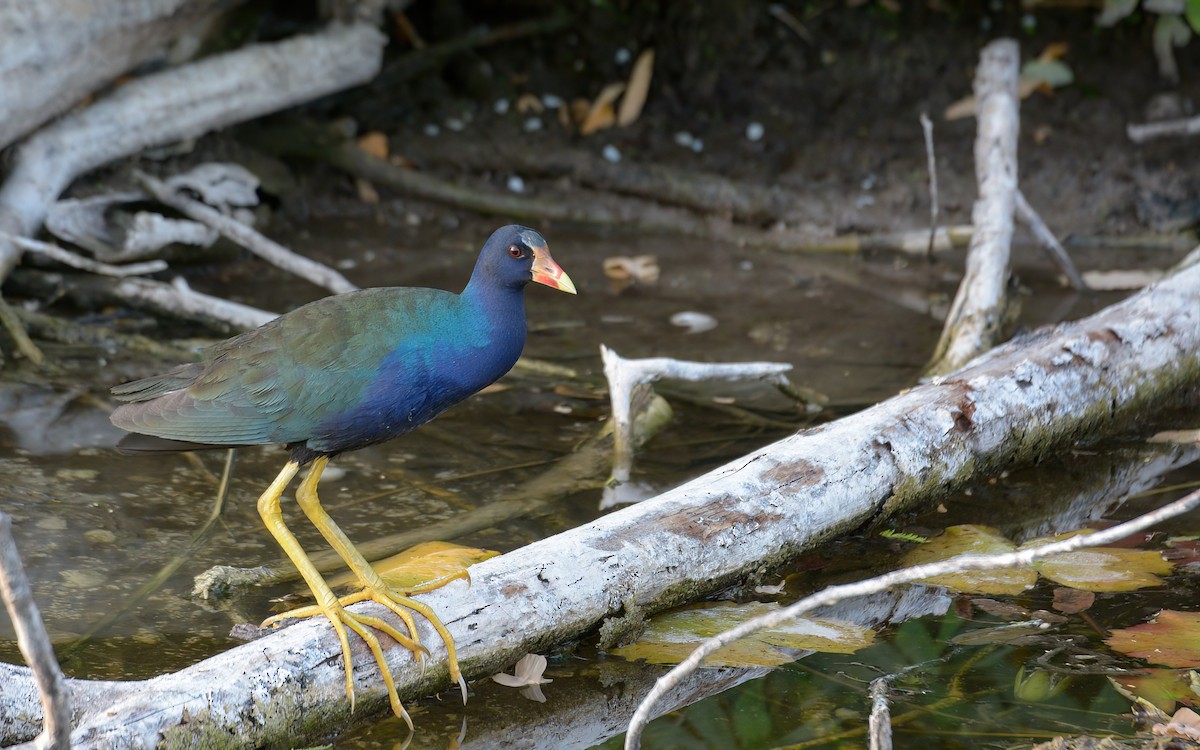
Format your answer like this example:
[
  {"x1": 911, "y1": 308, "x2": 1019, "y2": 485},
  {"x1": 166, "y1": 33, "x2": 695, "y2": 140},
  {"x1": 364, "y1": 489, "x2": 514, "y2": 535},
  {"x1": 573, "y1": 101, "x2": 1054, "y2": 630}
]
[{"x1": 475, "y1": 225, "x2": 577, "y2": 295}]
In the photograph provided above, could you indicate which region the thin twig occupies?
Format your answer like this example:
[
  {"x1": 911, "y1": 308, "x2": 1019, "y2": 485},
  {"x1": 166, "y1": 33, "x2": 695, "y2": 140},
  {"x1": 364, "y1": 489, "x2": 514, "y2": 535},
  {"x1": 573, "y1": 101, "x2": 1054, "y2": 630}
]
[
  {"x1": 1014, "y1": 190, "x2": 1086, "y2": 291},
  {"x1": 0, "y1": 512, "x2": 71, "y2": 750},
  {"x1": 624, "y1": 486, "x2": 1200, "y2": 748},
  {"x1": 0, "y1": 294, "x2": 44, "y2": 367},
  {"x1": 919, "y1": 112, "x2": 938, "y2": 259},
  {"x1": 1126, "y1": 114, "x2": 1200, "y2": 143},
  {"x1": 4, "y1": 232, "x2": 167, "y2": 277},
  {"x1": 135, "y1": 171, "x2": 358, "y2": 295}
]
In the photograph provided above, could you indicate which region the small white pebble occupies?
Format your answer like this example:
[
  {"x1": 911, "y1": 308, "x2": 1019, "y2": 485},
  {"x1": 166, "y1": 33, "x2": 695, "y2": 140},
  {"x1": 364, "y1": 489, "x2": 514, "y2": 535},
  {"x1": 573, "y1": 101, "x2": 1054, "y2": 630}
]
[
  {"x1": 507, "y1": 175, "x2": 526, "y2": 193},
  {"x1": 673, "y1": 131, "x2": 695, "y2": 148},
  {"x1": 523, "y1": 117, "x2": 543, "y2": 132},
  {"x1": 446, "y1": 117, "x2": 465, "y2": 132},
  {"x1": 614, "y1": 47, "x2": 632, "y2": 65},
  {"x1": 318, "y1": 465, "x2": 347, "y2": 483},
  {"x1": 423, "y1": 123, "x2": 440, "y2": 137},
  {"x1": 601, "y1": 144, "x2": 622, "y2": 163},
  {"x1": 855, "y1": 194, "x2": 876, "y2": 209},
  {"x1": 690, "y1": 139, "x2": 704, "y2": 153},
  {"x1": 746, "y1": 121, "x2": 764, "y2": 142},
  {"x1": 542, "y1": 94, "x2": 564, "y2": 109},
  {"x1": 494, "y1": 98, "x2": 510, "y2": 115},
  {"x1": 336, "y1": 258, "x2": 358, "y2": 270},
  {"x1": 670, "y1": 311, "x2": 718, "y2": 333},
  {"x1": 739, "y1": 260, "x2": 754, "y2": 271}
]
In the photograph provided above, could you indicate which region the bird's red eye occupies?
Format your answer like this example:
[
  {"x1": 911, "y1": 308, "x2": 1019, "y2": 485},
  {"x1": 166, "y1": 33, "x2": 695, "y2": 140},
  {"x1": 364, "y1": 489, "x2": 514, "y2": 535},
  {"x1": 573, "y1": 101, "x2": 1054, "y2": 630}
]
[{"x1": 508, "y1": 245, "x2": 524, "y2": 258}]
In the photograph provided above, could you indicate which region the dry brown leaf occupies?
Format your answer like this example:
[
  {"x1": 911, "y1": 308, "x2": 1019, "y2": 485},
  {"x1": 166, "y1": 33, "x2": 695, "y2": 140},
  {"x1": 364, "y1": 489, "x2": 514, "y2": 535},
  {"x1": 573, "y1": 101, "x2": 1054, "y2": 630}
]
[
  {"x1": 1038, "y1": 41, "x2": 1069, "y2": 63},
  {"x1": 516, "y1": 93, "x2": 543, "y2": 114},
  {"x1": 557, "y1": 103, "x2": 572, "y2": 131},
  {"x1": 580, "y1": 82, "x2": 626, "y2": 135},
  {"x1": 354, "y1": 177, "x2": 380, "y2": 205},
  {"x1": 569, "y1": 97, "x2": 591, "y2": 125},
  {"x1": 617, "y1": 49, "x2": 655, "y2": 127},
  {"x1": 356, "y1": 131, "x2": 389, "y2": 160}
]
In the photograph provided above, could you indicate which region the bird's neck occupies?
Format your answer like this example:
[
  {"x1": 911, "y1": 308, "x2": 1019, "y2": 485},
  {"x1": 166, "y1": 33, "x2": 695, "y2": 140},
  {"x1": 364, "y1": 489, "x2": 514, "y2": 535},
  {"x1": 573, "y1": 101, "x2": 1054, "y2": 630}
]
[{"x1": 459, "y1": 279, "x2": 528, "y2": 349}]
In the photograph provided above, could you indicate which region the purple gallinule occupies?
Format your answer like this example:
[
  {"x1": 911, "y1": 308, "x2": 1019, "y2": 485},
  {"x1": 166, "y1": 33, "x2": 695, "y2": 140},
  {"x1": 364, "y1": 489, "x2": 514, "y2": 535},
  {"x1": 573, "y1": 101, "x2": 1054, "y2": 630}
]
[{"x1": 109, "y1": 225, "x2": 575, "y2": 724}]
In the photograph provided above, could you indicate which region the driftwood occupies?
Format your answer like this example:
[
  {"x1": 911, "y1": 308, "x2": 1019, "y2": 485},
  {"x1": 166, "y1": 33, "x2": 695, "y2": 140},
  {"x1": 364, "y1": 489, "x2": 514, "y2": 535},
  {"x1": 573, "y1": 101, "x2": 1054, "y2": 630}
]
[
  {"x1": 0, "y1": 512, "x2": 69, "y2": 750},
  {"x1": 1, "y1": 241, "x2": 1197, "y2": 746},
  {"x1": 9, "y1": 269, "x2": 275, "y2": 335},
  {"x1": 926, "y1": 39, "x2": 1020, "y2": 376},
  {"x1": 0, "y1": 22, "x2": 386, "y2": 288},
  {"x1": 1127, "y1": 114, "x2": 1200, "y2": 143},
  {"x1": 0, "y1": 0, "x2": 231, "y2": 152}
]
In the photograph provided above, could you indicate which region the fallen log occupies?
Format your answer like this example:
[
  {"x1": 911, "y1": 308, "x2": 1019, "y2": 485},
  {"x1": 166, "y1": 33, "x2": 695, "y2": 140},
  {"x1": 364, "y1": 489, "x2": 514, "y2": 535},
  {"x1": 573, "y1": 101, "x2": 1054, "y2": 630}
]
[{"x1": 0, "y1": 237, "x2": 1196, "y2": 745}]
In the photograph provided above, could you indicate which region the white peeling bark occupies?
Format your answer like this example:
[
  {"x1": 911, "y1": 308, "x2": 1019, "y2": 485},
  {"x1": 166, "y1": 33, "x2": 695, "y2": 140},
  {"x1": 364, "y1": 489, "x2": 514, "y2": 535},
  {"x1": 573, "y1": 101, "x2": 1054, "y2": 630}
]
[
  {"x1": 0, "y1": 22, "x2": 387, "y2": 284},
  {"x1": 1, "y1": 251, "x2": 1197, "y2": 746},
  {"x1": 926, "y1": 38, "x2": 1020, "y2": 376}
]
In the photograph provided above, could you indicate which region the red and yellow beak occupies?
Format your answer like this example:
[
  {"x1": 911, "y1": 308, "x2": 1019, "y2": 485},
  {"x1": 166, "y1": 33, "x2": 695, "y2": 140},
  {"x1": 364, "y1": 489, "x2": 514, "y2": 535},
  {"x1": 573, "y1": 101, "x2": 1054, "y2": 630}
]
[{"x1": 530, "y1": 245, "x2": 577, "y2": 294}]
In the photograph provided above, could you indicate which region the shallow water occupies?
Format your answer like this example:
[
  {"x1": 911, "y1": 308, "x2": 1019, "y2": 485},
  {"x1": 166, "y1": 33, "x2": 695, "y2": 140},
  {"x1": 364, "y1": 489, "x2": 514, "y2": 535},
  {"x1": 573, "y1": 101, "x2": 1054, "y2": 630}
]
[{"x1": 1, "y1": 219, "x2": 1197, "y2": 748}]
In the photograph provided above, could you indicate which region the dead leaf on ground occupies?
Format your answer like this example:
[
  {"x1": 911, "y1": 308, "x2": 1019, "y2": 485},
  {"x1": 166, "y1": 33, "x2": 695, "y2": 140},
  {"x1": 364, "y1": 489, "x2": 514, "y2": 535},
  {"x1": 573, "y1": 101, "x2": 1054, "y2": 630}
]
[
  {"x1": 356, "y1": 131, "x2": 389, "y2": 160},
  {"x1": 580, "y1": 82, "x2": 626, "y2": 135},
  {"x1": 617, "y1": 49, "x2": 655, "y2": 127},
  {"x1": 604, "y1": 255, "x2": 660, "y2": 293},
  {"x1": 1108, "y1": 611, "x2": 1200, "y2": 668},
  {"x1": 516, "y1": 93, "x2": 543, "y2": 114}
]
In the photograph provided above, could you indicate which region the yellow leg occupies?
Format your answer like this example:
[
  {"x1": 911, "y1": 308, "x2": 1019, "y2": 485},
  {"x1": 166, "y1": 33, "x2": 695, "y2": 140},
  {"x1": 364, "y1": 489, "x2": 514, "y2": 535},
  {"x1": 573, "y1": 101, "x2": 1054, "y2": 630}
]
[
  {"x1": 290, "y1": 457, "x2": 466, "y2": 703},
  {"x1": 256, "y1": 460, "x2": 418, "y2": 728}
]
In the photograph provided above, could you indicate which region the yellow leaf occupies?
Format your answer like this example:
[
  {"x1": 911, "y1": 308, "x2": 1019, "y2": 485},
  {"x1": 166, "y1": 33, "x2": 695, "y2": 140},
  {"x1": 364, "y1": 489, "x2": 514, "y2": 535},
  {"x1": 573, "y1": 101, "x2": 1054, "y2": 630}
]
[
  {"x1": 329, "y1": 541, "x2": 498, "y2": 590},
  {"x1": 617, "y1": 49, "x2": 655, "y2": 127},
  {"x1": 611, "y1": 601, "x2": 874, "y2": 668},
  {"x1": 902, "y1": 524, "x2": 1036, "y2": 595},
  {"x1": 580, "y1": 82, "x2": 626, "y2": 135}
]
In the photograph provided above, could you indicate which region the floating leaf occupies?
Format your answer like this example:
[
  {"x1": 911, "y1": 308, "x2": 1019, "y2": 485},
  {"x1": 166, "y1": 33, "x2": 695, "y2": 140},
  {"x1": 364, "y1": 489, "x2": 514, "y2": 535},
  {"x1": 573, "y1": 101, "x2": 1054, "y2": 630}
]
[
  {"x1": 901, "y1": 525, "x2": 1036, "y2": 595},
  {"x1": 1051, "y1": 587, "x2": 1095, "y2": 614},
  {"x1": 949, "y1": 620, "x2": 1052, "y2": 646},
  {"x1": 329, "y1": 541, "x2": 497, "y2": 590},
  {"x1": 611, "y1": 601, "x2": 874, "y2": 668},
  {"x1": 1110, "y1": 668, "x2": 1200, "y2": 713},
  {"x1": 617, "y1": 49, "x2": 655, "y2": 127},
  {"x1": 1026, "y1": 531, "x2": 1171, "y2": 592},
  {"x1": 1108, "y1": 611, "x2": 1200, "y2": 668}
]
